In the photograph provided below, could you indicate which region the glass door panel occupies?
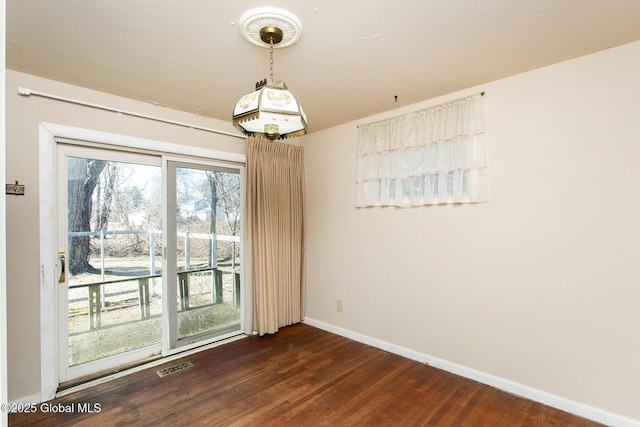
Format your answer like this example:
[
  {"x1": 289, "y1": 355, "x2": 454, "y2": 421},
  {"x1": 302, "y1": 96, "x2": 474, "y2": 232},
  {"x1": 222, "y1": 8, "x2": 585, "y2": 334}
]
[
  {"x1": 63, "y1": 151, "x2": 162, "y2": 373},
  {"x1": 172, "y1": 164, "x2": 242, "y2": 344}
]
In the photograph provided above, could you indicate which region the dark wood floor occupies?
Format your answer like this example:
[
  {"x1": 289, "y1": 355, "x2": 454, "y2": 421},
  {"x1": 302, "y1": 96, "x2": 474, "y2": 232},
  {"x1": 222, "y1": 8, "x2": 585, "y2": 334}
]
[{"x1": 10, "y1": 323, "x2": 604, "y2": 426}]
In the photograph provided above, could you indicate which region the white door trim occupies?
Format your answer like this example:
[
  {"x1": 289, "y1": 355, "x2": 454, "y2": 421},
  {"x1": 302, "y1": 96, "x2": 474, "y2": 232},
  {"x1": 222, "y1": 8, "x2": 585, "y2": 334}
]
[
  {"x1": 0, "y1": 4, "x2": 7, "y2": 421},
  {"x1": 39, "y1": 122, "x2": 245, "y2": 401}
]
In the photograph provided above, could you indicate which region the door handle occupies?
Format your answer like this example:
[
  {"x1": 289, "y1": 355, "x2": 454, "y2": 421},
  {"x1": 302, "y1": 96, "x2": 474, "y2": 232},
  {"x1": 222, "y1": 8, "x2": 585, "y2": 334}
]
[{"x1": 58, "y1": 252, "x2": 65, "y2": 283}]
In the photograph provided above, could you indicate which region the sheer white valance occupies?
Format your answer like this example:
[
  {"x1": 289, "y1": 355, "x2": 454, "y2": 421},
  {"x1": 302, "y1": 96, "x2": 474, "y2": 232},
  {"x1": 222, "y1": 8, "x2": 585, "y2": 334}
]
[{"x1": 356, "y1": 93, "x2": 489, "y2": 207}]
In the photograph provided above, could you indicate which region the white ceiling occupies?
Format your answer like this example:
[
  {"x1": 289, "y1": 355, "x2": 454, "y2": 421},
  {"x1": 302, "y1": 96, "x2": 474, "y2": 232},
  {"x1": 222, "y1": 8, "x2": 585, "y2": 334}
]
[{"x1": 6, "y1": 1, "x2": 640, "y2": 134}]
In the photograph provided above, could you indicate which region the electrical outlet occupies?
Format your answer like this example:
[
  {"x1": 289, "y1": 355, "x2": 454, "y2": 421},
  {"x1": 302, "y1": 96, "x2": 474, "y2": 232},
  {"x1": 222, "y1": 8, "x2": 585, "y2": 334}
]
[{"x1": 336, "y1": 300, "x2": 343, "y2": 313}]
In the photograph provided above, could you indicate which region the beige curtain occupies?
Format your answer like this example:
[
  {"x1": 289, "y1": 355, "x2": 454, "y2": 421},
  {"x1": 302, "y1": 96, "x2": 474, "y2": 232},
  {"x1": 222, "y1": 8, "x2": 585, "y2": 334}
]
[{"x1": 245, "y1": 137, "x2": 305, "y2": 335}]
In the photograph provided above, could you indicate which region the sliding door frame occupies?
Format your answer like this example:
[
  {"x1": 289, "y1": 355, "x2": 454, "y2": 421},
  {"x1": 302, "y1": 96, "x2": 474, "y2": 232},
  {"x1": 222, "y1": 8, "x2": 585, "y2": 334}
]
[
  {"x1": 39, "y1": 122, "x2": 246, "y2": 401},
  {"x1": 163, "y1": 156, "x2": 246, "y2": 356},
  {"x1": 56, "y1": 144, "x2": 164, "y2": 383}
]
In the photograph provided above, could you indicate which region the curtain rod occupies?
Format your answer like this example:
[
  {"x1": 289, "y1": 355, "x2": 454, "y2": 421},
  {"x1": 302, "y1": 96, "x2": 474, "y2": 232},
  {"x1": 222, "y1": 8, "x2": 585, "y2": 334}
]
[
  {"x1": 17, "y1": 87, "x2": 246, "y2": 140},
  {"x1": 357, "y1": 91, "x2": 485, "y2": 129}
]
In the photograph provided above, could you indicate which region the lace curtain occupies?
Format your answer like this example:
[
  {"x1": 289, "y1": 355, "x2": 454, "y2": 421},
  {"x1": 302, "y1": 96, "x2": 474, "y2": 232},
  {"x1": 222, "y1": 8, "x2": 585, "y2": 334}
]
[{"x1": 356, "y1": 93, "x2": 489, "y2": 207}]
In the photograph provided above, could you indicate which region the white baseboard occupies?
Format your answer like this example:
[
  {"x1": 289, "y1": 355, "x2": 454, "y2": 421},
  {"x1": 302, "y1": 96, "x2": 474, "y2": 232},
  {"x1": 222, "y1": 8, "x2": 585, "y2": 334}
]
[{"x1": 303, "y1": 318, "x2": 640, "y2": 427}]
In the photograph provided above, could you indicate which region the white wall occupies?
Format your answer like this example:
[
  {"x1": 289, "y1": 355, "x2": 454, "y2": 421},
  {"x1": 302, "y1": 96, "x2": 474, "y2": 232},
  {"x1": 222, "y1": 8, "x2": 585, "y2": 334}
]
[
  {"x1": 4, "y1": 69, "x2": 244, "y2": 402},
  {"x1": 5, "y1": 39, "x2": 640, "y2": 423},
  {"x1": 304, "y1": 40, "x2": 640, "y2": 423}
]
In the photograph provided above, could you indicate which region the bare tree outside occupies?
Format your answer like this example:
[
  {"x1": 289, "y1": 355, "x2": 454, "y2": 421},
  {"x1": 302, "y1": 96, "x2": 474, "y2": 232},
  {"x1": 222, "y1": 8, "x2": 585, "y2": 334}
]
[
  {"x1": 205, "y1": 171, "x2": 241, "y2": 268},
  {"x1": 94, "y1": 162, "x2": 118, "y2": 232},
  {"x1": 67, "y1": 157, "x2": 107, "y2": 275}
]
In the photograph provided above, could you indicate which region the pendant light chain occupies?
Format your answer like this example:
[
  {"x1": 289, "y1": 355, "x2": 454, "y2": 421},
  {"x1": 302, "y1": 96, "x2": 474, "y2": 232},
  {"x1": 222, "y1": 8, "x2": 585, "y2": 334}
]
[{"x1": 269, "y1": 40, "x2": 275, "y2": 82}]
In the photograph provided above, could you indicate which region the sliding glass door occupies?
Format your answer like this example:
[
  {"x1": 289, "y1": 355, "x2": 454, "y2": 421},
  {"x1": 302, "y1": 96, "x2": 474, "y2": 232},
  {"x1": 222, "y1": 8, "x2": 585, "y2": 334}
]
[
  {"x1": 166, "y1": 161, "x2": 242, "y2": 349},
  {"x1": 57, "y1": 145, "x2": 243, "y2": 383}
]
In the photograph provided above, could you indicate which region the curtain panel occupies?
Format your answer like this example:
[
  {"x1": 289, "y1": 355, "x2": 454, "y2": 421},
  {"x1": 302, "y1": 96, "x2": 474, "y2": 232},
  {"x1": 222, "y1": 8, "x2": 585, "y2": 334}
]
[
  {"x1": 356, "y1": 93, "x2": 489, "y2": 207},
  {"x1": 245, "y1": 137, "x2": 305, "y2": 335}
]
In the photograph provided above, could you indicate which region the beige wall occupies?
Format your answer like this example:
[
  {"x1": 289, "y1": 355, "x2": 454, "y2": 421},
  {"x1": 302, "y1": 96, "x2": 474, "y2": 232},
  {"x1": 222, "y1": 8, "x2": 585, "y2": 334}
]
[
  {"x1": 304, "y1": 41, "x2": 640, "y2": 421},
  {"x1": 5, "y1": 39, "x2": 640, "y2": 422},
  {"x1": 5, "y1": 69, "x2": 244, "y2": 401}
]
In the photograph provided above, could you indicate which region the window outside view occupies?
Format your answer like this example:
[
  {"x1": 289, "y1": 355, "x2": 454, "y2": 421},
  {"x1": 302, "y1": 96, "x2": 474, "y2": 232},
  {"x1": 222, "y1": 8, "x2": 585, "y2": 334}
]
[{"x1": 66, "y1": 158, "x2": 241, "y2": 366}]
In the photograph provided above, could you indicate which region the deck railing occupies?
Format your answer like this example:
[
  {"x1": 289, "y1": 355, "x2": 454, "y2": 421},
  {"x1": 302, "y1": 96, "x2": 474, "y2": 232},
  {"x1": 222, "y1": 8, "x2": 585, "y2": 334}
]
[
  {"x1": 68, "y1": 229, "x2": 239, "y2": 281},
  {"x1": 67, "y1": 229, "x2": 241, "y2": 331}
]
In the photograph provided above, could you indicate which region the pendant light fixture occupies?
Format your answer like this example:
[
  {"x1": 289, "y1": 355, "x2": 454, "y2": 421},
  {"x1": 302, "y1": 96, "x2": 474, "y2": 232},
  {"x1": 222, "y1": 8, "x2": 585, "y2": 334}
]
[{"x1": 232, "y1": 8, "x2": 307, "y2": 140}]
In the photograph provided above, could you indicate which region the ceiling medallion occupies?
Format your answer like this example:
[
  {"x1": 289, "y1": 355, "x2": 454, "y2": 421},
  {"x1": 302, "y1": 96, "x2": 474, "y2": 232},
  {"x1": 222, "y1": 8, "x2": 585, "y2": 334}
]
[{"x1": 239, "y1": 7, "x2": 303, "y2": 49}]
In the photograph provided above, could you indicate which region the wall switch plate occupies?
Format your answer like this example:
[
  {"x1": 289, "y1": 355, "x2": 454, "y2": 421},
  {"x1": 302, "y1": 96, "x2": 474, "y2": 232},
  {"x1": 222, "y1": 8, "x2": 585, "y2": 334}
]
[{"x1": 337, "y1": 300, "x2": 343, "y2": 313}]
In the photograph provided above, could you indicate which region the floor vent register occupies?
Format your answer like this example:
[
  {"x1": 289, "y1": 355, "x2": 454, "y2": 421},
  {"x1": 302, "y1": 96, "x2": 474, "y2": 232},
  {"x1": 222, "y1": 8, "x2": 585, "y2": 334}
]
[{"x1": 156, "y1": 361, "x2": 194, "y2": 377}]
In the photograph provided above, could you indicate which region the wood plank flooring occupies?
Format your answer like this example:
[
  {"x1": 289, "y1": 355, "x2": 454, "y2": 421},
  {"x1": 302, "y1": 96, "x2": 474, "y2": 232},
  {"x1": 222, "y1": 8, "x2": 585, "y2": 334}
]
[{"x1": 9, "y1": 323, "x2": 605, "y2": 426}]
